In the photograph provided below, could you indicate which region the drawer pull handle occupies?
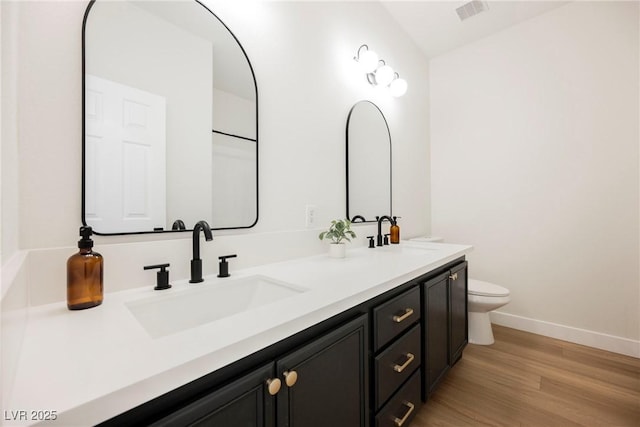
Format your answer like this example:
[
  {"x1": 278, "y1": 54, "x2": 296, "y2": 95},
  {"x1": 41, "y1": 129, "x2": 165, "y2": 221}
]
[
  {"x1": 393, "y1": 353, "x2": 415, "y2": 373},
  {"x1": 449, "y1": 273, "x2": 458, "y2": 280},
  {"x1": 266, "y1": 378, "x2": 281, "y2": 395},
  {"x1": 392, "y1": 308, "x2": 414, "y2": 323},
  {"x1": 283, "y1": 370, "x2": 298, "y2": 387},
  {"x1": 393, "y1": 401, "x2": 415, "y2": 427}
]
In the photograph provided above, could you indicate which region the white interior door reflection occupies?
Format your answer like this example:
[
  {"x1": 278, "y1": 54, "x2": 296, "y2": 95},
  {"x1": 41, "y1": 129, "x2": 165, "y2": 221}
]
[{"x1": 85, "y1": 75, "x2": 167, "y2": 233}]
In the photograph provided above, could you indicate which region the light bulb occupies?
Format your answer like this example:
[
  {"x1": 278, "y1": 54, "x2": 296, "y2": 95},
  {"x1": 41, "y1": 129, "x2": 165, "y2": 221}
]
[
  {"x1": 358, "y1": 49, "x2": 378, "y2": 73},
  {"x1": 390, "y1": 78, "x2": 408, "y2": 97},
  {"x1": 375, "y1": 64, "x2": 394, "y2": 86}
]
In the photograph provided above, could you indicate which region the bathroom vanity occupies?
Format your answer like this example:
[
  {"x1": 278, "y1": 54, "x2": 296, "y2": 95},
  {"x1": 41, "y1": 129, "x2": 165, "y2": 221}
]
[{"x1": 5, "y1": 241, "x2": 471, "y2": 426}]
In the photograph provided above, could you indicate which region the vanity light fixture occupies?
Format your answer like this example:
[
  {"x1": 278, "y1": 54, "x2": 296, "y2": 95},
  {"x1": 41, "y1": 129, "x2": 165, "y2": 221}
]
[
  {"x1": 389, "y1": 73, "x2": 408, "y2": 97},
  {"x1": 354, "y1": 44, "x2": 379, "y2": 73},
  {"x1": 354, "y1": 44, "x2": 407, "y2": 97},
  {"x1": 373, "y1": 60, "x2": 395, "y2": 86}
]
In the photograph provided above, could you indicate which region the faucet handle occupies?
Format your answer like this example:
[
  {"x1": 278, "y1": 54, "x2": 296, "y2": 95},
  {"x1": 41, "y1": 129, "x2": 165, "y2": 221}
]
[
  {"x1": 171, "y1": 219, "x2": 186, "y2": 230},
  {"x1": 143, "y1": 263, "x2": 172, "y2": 290},
  {"x1": 367, "y1": 236, "x2": 375, "y2": 248},
  {"x1": 351, "y1": 215, "x2": 366, "y2": 223},
  {"x1": 383, "y1": 234, "x2": 390, "y2": 245},
  {"x1": 218, "y1": 254, "x2": 237, "y2": 278}
]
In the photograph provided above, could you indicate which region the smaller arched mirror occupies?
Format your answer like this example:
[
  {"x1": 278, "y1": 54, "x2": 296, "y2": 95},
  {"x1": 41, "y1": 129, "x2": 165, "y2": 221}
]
[{"x1": 346, "y1": 101, "x2": 392, "y2": 222}]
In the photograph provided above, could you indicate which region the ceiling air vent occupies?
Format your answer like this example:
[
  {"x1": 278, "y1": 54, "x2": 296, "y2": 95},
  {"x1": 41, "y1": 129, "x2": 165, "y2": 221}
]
[{"x1": 456, "y1": 0, "x2": 490, "y2": 21}]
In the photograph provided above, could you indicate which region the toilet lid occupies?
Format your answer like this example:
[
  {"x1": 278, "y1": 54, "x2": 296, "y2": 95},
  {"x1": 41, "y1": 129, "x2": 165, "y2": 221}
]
[{"x1": 468, "y1": 279, "x2": 510, "y2": 297}]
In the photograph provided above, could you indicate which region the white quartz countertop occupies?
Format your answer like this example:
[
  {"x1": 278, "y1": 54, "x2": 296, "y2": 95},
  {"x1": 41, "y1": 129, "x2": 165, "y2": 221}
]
[{"x1": 6, "y1": 241, "x2": 471, "y2": 426}]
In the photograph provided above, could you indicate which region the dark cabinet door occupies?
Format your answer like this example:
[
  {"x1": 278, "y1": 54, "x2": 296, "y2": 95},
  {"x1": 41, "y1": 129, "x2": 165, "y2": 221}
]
[
  {"x1": 423, "y1": 272, "x2": 450, "y2": 396},
  {"x1": 150, "y1": 363, "x2": 275, "y2": 427},
  {"x1": 276, "y1": 315, "x2": 368, "y2": 427},
  {"x1": 449, "y1": 262, "x2": 468, "y2": 365}
]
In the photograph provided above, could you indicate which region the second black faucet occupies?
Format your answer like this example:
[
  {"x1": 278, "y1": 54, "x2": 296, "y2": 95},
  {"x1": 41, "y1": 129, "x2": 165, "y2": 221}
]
[{"x1": 376, "y1": 215, "x2": 393, "y2": 247}]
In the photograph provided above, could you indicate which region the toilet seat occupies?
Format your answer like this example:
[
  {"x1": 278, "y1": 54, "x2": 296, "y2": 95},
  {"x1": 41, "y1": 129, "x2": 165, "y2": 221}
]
[{"x1": 468, "y1": 279, "x2": 510, "y2": 297}]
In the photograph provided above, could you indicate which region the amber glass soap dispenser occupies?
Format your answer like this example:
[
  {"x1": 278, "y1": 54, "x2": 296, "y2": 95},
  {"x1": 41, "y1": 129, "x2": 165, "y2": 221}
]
[
  {"x1": 390, "y1": 216, "x2": 401, "y2": 244},
  {"x1": 67, "y1": 226, "x2": 103, "y2": 310}
]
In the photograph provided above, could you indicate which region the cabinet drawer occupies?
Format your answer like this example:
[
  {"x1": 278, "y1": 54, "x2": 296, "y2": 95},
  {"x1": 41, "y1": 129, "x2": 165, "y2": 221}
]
[
  {"x1": 373, "y1": 286, "x2": 421, "y2": 351},
  {"x1": 375, "y1": 370, "x2": 421, "y2": 427},
  {"x1": 375, "y1": 324, "x2": 421, "y2": 410}
]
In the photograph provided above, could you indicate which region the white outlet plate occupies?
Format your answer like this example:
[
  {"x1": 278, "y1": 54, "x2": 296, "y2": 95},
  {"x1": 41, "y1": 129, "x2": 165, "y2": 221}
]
[{"x1": 305, "y1": 205, "x2": 316, "y2": 227}]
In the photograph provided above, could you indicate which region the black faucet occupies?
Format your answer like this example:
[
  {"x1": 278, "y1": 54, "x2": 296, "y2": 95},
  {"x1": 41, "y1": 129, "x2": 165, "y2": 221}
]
[
  {"x1": 376, "y1": 216, "x2": 393, "y2": 246},
  {"x1": 190, "y1": 220, "x2": 213, "y2": 283}
]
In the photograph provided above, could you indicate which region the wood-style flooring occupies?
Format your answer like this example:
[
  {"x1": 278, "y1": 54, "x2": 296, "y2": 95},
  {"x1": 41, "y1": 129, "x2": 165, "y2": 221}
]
[{"x1": 412, "y1": 325, "x2": 640, "y2": 426}]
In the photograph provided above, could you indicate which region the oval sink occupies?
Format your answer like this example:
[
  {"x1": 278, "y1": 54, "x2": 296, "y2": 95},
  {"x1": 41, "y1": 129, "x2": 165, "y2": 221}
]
[{"x1": 126, "y1": 275, "x2": 308, "y2": 338}]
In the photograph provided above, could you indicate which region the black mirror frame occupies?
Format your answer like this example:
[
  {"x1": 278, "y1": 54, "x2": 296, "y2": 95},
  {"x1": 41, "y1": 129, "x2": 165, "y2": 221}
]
[
  {"x1": 81, "y1": 0, "x2": 259, "y2": 235},
  {"x1": 345, "y1": 100, "x2": 392, "y2": 223}
]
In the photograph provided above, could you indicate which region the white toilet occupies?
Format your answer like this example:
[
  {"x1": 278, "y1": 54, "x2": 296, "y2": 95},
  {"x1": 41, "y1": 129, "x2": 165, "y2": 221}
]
[
  {"x1": 407, "y1": 237, "x2": 511, "y2": 345},
  {"x1": 468, "y1": 279, "x2": 510, "y2": 345}
]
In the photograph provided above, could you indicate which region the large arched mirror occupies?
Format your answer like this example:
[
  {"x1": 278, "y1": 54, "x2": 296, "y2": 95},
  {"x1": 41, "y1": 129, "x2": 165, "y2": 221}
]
[
  {"x1": 82, "y1": 0, "x2": 258, "y2": 235},
  {"x1": 346, "y1": 101, "x2": 392, "y2": 222}
]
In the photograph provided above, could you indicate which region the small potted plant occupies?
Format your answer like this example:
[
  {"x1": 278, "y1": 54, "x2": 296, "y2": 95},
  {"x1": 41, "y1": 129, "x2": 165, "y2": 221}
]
[{"x1": 319, "y1": 219, "x2": 357, "y2": 258}]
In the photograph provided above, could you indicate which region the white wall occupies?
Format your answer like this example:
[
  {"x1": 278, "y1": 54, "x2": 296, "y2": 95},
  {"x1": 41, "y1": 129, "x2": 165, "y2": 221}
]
[
  {"x1": 2, "y1": 0, "x2": 430, "y2": 305},
  {"x1": 0, "y1": 4, "x2": 29, "y2": 410},
  {"x1": 1, "y1": 0, "x2": 20, "y2": 264},
  {"x1": 204, "y1": 0, "x2": 431, "y2": 237},
  {"x1": 431, "y1": 1, "x2": 639, "y2": 353}
]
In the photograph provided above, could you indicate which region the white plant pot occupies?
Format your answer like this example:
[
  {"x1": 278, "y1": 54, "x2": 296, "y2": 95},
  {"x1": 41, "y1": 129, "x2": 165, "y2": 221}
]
[{"x1": 328, "y1": 243, "x2": 346, "y2": 259}]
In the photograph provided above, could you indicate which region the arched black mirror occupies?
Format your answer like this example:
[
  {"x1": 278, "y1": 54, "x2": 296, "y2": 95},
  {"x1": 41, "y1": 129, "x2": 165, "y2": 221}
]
[
  {"x1": 346, "y1": 101, "x2": 392, "y2": 222},
  {"x1": 82, "y1": 0, "x2": 258, "y2": 235}
]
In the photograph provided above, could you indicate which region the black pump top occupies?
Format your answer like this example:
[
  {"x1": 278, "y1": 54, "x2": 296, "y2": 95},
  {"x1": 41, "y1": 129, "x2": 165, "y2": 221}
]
[{"x1": 78, "y1": 226, "x2": 94, "y2": 249}]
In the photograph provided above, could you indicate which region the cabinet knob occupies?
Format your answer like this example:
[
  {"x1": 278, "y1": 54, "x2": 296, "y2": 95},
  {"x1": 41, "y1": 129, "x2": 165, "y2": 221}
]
[
  {"x1": 283, "y1": 370, "x2": 298, "y2": 387},
  {"x1": 393, "y1": 401, "x2": 415, "y2": 427},
  {"x1": 266, "y1": 378, "x2": 281, "y2": 396},
  {"x1": 449, "y1": 273, "x2": 458, "y2": 280}
]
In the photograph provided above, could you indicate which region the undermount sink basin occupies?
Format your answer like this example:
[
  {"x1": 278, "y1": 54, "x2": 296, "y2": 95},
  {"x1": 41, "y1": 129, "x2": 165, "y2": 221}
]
[
  {"x1": 378, "y1": 243, "x2": 440, "y2": 253},
  {"x1": 126, "y1": 275, "x2": 308, "y2": 338}
]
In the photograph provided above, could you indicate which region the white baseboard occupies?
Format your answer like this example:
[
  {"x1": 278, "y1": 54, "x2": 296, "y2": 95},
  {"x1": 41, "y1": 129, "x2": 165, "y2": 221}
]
[{"x1": 490, "y1": 311, "x2": 640, "y2": 359}]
